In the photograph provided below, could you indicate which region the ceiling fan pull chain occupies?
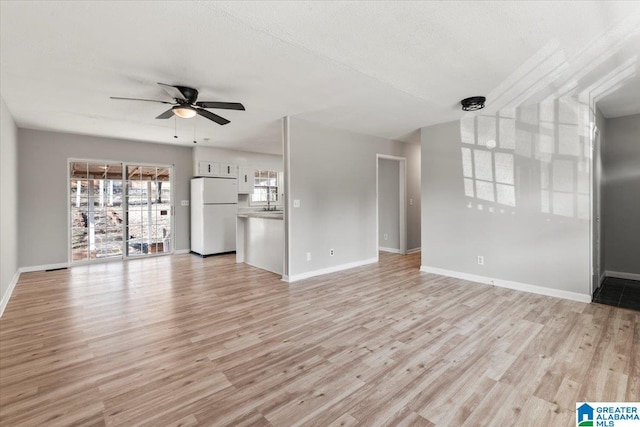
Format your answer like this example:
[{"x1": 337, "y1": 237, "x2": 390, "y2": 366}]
[
  {"x1": 174, "y1": 116, "x2": 177, "y2": 139},
  {"x1": 193, "y1": 115, "x2": 197, "y2": 144}
]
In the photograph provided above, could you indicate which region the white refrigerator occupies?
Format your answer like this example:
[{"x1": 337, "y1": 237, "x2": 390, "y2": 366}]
[{"x1": 191, "y1": 177, "x2": 238, "y2": 256}]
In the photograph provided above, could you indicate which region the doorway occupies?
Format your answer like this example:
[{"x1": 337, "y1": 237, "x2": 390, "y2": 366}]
[
  {"x1": 376, "y1": 154, "x2": 406, "y2": 255},
  {"x1": 590, "y1": 113, "x2": 640, "y2": 311},
  {"x1": 69, "y1": 160, "x2": 173, "y2": 264}
]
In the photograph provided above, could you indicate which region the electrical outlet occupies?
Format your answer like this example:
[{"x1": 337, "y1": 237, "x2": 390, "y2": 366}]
[
  {"x1": 293, "y1": 199, "x2": 301, "y2": 208},
  {"x1": 477, "y1": 256, "x2": 484, "y2": 265},
  {"x1": 409, "y1": 198, "x2": 413, "y2": 206},
  {"x1": 330, "y1": 248, "x2": 335, "y2": 256},
  {"x1": 384, "y1": 233, "x2": 388, "y2": 241},
  {"x1": 181, "y1": 200, "x2": 189, "y2": 206},
  {"x1": 306, "y1": 252, "x2": 311, "y2": 261}
]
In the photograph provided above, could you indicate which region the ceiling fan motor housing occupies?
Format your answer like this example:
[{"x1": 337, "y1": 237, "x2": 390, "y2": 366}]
[{"x1": 174, "y1": 86, "x2": 199, "y2": 104}]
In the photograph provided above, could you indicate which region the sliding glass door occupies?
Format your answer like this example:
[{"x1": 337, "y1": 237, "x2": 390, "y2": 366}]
[{"x1": 69, "y1": 160, "x2": 173, "y2": 264}]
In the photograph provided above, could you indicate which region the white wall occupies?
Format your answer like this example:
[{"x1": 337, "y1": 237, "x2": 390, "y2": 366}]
[
  {"x1": 602, "y1": 113, "x2": 640, "y2": 276},
  {"x1": 0, "y1": 96, "x2": 19, "y2": 315},
  {"x1": 286, "y1": 117, "x2": 412, "y2": 279},
  {"x1": 18, "y1": 129, "x2": 192, "y2": 269},
  {"x1": 378, "y1": 157, "x2": 400, "y2": 251},
  {"x1": 421, "y1": 97, "x2": 591, "y2": 300}
]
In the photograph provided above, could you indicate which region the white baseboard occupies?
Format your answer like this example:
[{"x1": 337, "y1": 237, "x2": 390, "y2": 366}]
[
  {"x1": 0, "y1": 270, "x2": 21, "y2": 318},
  {"x1": 605, "y1": 270, "x2": 640, "y2": 282},
  {"x1": 19, "y1": 262, "x2": 69, "y2": 274},
  {"x1": 285, "y1": 257, "x2": 378, "y2": 283},
  {"x1": 420, "y1": 265, "x2": 591, "y2": 303},
  {"x1": 379, "y1": 246, "x2": 401, "y2": 254},
  {"x1": 173, "y1": 249, "x2": 190, "y2": 255},
  {"x1": 599, "y1": 271, "x2": 606, "y2": 287},
  {"x1": 406, "y1": 247, "x2": 421, "y2": 254}
]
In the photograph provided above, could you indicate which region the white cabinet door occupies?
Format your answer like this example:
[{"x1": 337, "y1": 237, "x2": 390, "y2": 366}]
[
  {"x1": 198, "y1": 161, "x2": 212, "y2": 176},
  {"x1": 197, "y1": 161, "x2": 236, "y2": 177},
  {"x1": 238, "y1": 167, "x2": 254, "y2": 194},
  {"x1": 220, "y1": 163, "x2": 235, "y2": 177}
]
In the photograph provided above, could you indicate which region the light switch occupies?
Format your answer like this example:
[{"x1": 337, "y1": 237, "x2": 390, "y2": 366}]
[
  {"x1": 409, "y1": 198, "x2": 413, "y2": 205},
  {"x1": 293, "y1": 200, "x2": 301, "y2": 208},
  {"x1": 181, "y1": 200, "x2": 189, "y2": 206}
]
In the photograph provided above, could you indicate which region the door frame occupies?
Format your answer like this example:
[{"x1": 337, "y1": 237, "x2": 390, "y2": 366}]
[
  {"x1": 589, "y1": 124, "x2": 603, "y2": 296},
  {"x1": 376, "y1": 154, "x2": 407, "y2": 255}
]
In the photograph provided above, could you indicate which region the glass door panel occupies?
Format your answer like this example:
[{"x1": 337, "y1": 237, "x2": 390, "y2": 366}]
[
  {"x1": 125, "y1": 164, "x2": 172, "y2": 257},
  {"x1": 69, "y1": 161, "x2": 123, "y2": 262}
]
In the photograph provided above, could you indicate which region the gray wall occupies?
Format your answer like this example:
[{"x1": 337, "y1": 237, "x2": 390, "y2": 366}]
[
  {"x1": 602, "y1": 113, "x2": 640, "y2": 275},
  {"x1": 287, "y1": 118, "x2": 409, "y2": 277},
  {"x1": 18, "y1": 129, "x2": 192, "y2": 268},
  {"x1": 1, "y1": 96, "x2": 19, "y2": 308},
  {"x1": 378, "y1": 157, "x2": 400, "y2": 250},
  {"x1": 421, "y1": 97, "x2": 591, "y2": 296}
]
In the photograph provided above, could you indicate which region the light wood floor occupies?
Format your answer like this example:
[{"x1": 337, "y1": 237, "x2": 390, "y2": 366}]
[{"x1": 1, "y1": 252, "x2": 638, "y2": 426}]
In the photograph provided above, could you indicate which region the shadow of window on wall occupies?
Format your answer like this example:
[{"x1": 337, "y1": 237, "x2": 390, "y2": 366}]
[
  {"x1": 461, "y1": 110, "x2": 517, "y2": 215},
  {"x1": 456, "y1": 12, "x2": 638, "y2": 220},
  {"x1": 536, "y1": 98, "x2": 590, "y2": 219},
  {"x1": 460, "y1": 96, "x2": 592, "y2": 220}
]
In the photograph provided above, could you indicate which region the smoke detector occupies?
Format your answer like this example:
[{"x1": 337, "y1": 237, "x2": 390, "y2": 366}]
[{"x1": 461, "y1": 96, "x2": 486, "y2": 111}]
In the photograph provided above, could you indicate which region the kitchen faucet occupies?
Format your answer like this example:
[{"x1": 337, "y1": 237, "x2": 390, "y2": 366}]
[{"x1": 265, "y1": 184, "x2": 275, "y2": 211}]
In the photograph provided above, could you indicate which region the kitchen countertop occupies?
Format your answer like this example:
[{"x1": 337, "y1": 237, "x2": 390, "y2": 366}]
[{"x1": 237, "y1": 211, "x2": 284, "y2": 220}]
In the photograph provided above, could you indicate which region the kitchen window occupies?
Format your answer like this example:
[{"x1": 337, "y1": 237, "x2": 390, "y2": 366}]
[{"x1": 251, "y1": 170, "x2": 278, "y2": 204}]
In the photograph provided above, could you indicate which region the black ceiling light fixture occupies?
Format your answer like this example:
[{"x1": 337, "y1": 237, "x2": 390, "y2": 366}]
[{"x1": 461, "y1": 96, "x2": 486, "y2": 111}]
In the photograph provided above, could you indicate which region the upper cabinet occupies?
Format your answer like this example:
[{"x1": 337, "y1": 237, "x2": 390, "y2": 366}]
[
  {"x1": 238, "y1": 167, "x2": 254, "y2": 194},
  {"x1": 197, "y1": 161, "x2": 237, "y2": 178}
]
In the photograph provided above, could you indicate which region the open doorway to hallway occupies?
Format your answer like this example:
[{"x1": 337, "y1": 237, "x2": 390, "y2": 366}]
[
  {"x1": 376, "y1": 154, "x2": 406, "y2": 255},
  {"x1": 591, "y1": 113, "x2": 640, "y2": 312}
]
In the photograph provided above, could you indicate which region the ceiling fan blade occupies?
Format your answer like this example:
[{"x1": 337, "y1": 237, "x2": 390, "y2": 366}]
[
  {"x1": 156, "y1": 108, "x2": 175, "y2": 119},
  {"x1": 157, "y1": 82, "x2": 188, "y2": 101},
  {"x1": 196, "y1": 108, "x2": 230, "y2": 125},
  {"x1": 195, "y1": 101, "x2": 245, "y2": 111},
  {"x1": 110, "y1": 96, "x2": 173, "y2": 104}
]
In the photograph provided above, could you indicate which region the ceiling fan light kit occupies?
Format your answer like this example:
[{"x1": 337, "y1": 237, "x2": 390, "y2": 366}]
[
  {"x1": 110, "y1": 82, "x2": 245, "y2": 126},
  {"x1": 461, "y1": 96, "x2": 486, "y2": 111},
  {"x1": 173, "y1": 105, "x2": 197, "y2": 119}
]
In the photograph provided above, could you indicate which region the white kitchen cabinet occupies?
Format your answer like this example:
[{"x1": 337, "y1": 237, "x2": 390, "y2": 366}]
[
  {"x1": 198, "y1": 161, "x2": 215, "y2": 176},
  {"x1": 220, "y1": 163, "x2": 236, "y2": 177},
  {"x1": 197, "y1": 161, "x2": 236, "y2": 178},
  {"x1": 238, "y1": 167, "x2": 254, "y2": 194}
]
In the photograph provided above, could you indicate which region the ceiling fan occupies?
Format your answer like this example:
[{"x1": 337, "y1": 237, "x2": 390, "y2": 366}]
[{"x1": 110, "y1": 82, "x2": 245, "y2": 125}]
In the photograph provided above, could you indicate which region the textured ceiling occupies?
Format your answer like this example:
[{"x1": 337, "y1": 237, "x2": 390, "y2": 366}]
[{"x1": 1, "y1": 1, "x2": 639, "y2": 155}]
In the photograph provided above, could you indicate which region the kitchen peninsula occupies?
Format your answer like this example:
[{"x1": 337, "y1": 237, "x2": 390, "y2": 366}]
[{"x1": 236, "y1": 211, "x2": 284, "y2": 275}]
